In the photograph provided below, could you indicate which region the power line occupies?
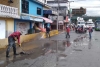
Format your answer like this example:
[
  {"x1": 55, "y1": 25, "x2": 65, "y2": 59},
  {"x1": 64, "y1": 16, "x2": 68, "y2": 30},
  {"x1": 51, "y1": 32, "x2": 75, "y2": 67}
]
[
  {"x1": 70, "y1": 0, "x2": 100, "y2": 1},
  {"x1": 71, "y1": 6, "x2": 100, "y2": 8}
]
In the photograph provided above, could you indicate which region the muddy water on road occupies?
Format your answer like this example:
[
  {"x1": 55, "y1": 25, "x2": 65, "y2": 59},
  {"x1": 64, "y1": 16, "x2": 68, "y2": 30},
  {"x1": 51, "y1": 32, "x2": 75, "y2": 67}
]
[
  {"x1": 0, "y1": 39, "x2": 72, "y2": 67},
  {"x1": 0, "y1": 34, "x2": 98, "y2": 67}
]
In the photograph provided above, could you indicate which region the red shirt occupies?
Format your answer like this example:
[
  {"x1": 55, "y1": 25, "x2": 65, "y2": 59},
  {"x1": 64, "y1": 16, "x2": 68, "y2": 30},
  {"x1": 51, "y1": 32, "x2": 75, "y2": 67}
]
[
  {"x1": 66, "y1": 27, "x2": 70, "y2": 33},
  {"x1": 88, "y1": 27, "x2": 92, "y2": 32},
  {"x1": 9, "y1": 31, "x2": 21, "y2": 44}
]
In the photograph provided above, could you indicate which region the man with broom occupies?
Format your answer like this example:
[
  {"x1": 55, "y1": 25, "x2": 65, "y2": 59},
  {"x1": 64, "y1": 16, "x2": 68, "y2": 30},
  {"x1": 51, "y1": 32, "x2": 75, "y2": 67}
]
[{"x1": 6, "y1": 31, "x2": 22, "y2": 58}]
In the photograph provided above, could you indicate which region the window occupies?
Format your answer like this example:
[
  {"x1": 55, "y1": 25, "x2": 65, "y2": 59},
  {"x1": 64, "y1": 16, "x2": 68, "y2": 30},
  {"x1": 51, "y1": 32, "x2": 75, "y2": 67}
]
[
  {"x1": 78, "y1": 22, "x2": 85, "y2": 24},
  {"x1": 22, "y1": 0, "x2": 29, "y2": 13},
  {"x1": 37, "y1": 7, "x2": 41, "y2": 15},
  {"x1": 80, "y1": 22, "x2": 85, "y2": 24}
]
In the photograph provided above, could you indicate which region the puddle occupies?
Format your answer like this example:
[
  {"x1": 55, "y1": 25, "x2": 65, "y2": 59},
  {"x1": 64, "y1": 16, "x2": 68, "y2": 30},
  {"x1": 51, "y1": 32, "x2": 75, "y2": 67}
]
[
  {"x1": 0, "y1": 61, "x2": 5, "y2": 65},
  {"x1": 73, "y1": 49, "x2": 82, "y2": 51},
  {"x1": 95, "y1": 38, "x2": 98, "y2": 41},
  {"x1": 63, "y1": 39, "x2": 71, "y2": 47},
  {"x1": 59, "y1": 57, "x2": 66, "y2": 60},
  {"x1": 88, "y1": 40, "x2": 92, "y2": 49},
  {"x1": 0, "y1": 40, "x2": 83, "y2": 67},
  {"x1": 43, "y1": 43, "x2": 51, "y2": 48},
  {"x1": 23, "y1": 63, "x2": 29, "y2": 65},
  {"x1": 59, "y1": 54, "x2": 67, "y2": 57}
]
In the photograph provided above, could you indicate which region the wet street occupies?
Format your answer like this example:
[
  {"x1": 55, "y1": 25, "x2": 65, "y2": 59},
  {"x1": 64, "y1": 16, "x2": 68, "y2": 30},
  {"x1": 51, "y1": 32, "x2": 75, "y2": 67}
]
[{"x1": 0, "y1": 30, "x2": 100, "y2": 67}]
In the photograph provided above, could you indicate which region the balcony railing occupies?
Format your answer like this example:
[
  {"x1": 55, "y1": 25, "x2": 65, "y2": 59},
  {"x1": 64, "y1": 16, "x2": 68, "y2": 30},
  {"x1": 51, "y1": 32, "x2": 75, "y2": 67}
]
[{"x1": 0, "y1": 4, "x2": 20, "y2": 18}]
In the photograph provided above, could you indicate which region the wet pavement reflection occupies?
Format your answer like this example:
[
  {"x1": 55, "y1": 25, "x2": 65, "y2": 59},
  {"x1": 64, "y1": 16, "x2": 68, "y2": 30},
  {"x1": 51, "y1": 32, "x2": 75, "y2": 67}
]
[
  {"x1": 63, "y1": 38, "x2": 71, "y2": 47},
  {"x1": 88, "y1": 40, "x2": 92, "y2": 49},
  {"x1": 0, "y1": 32, "x2": 99, "y2": 67}
]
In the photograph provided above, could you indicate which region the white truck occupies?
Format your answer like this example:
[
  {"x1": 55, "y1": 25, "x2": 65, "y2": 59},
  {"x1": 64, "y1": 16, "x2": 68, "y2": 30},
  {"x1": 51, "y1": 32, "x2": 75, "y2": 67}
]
[
  {"x1": 86, "y1": 19, "x2": 95, "y2": 28},
  {"x1": 75, "y1": 17, "x2": 87, "y2": 33},
  {"x1": 77, "y1": 17, "x2": 86, "y2": 28}
]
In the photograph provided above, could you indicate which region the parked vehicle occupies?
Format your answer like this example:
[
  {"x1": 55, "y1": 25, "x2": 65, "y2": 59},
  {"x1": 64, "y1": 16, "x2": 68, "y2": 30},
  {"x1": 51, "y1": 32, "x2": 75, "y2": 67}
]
[
  {"x1": 95, "y1": 20, "x2": 100, "y2": 31},
  {"x1": 77, "y1": 21, "x2": 86, "y2": 28},
  {"x1": 86, "y1": 19, "x2": 95, "y2": 29},
  {"x1": 75, "y1": 25, "x2": 87, "y2": 33},
  {"x1": 77, "y1": 17, "x2": 86, "y2": 28}
]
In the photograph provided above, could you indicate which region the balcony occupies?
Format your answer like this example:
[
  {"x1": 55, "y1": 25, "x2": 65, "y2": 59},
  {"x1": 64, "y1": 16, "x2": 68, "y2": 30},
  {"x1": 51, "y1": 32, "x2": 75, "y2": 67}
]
[{"x1": 0, "y1": 4, "x2": 20, "y2": 18}]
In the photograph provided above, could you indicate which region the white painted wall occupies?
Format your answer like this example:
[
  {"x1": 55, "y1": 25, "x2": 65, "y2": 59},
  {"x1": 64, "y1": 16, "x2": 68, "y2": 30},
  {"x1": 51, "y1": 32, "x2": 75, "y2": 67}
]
[
  {"x1": 38, "y1": 0, "x2": 47, "y2": 3},
  {"x1": 0, "y1": 20, "x2": 6, "y2": 39}
]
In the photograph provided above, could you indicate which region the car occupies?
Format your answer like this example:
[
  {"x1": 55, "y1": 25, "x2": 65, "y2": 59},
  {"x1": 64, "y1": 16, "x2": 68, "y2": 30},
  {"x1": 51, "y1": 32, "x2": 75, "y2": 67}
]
[
  {"x1": 95, "y1": 20, "x2": 100, "y2": 31},
  {"x1": 77, "y1": 22, "x2": 87, "y2": 28},
  {"x1": 85, "y1": 21, "x2": 95, "y2": 29}
]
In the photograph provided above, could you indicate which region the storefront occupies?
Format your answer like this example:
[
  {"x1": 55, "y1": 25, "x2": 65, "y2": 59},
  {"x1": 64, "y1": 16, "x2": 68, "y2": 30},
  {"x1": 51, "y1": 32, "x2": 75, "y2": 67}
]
[
  {"x1": 32, "y1": 17, "x2": 53, "y2": 33},
  {"x1": 43, "y1": 10, "x2": 58, "y2": 30},
  {"x1": 14, "y1": 19, "x2": 32, "y2": 35}
]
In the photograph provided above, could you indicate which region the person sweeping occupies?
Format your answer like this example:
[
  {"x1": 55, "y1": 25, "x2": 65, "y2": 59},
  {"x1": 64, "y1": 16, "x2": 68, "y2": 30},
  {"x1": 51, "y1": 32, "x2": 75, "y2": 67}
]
[{"x1": 6, "y1": 31, "x2": 22, "y2": 58}]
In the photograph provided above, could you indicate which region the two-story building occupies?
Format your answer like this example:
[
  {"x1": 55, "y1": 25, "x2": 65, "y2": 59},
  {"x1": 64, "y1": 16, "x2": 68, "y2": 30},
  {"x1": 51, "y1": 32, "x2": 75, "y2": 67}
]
[
  {"x1": 14, "y1": 0, "x2": 45, "y2": 34},
  {"x1": 15, "y1": 0, "x2": 53, "y2": 34},
  {"x1": 0, "y1": 0, "x2": 20, "y2": 39},
  {"x1": 47, "y1": 0, "x2": 68, "y2": 30},
  {"x1": 0, "y1": 0, "x2": 52, "y2": 39}
]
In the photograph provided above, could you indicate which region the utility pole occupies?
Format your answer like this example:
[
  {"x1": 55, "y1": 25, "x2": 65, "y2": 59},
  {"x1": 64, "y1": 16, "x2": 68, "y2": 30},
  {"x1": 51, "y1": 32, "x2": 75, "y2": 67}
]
[
  {"x1": 67, "y1": 1, "x2": 74, "y2": 23},
  {"x1": 56, "y1": 0, "x2": 60, "y2": 30}
]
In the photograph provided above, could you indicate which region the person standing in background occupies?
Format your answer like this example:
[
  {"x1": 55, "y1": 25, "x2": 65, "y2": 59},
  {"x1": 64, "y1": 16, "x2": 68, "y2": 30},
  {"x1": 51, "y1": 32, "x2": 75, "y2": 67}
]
[
  {"x1": 46, "y1": 26, "x2": 50, "y2": 38},
  {"x1": 88, "y1": 27, "x2": 93, "y2": 40},
  {"x1": 66, "y1": 26, "x2": 70, "y2": 38}
]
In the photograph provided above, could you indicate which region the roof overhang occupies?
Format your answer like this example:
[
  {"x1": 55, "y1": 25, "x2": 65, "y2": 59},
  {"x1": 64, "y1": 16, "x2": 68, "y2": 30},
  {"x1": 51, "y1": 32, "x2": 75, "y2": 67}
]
[
  {"x1": 21, "y1": 13, "x2": 43, "y2": 22},
  {"x1": 21, "y1": 13, "x2": 53, "y2": 23},
  {"x1": 31, "y1": 0, "x2": 51, "y2": 9},
  {"x1": 43, "y1": 10, "x2": 58, "y2": 15}
]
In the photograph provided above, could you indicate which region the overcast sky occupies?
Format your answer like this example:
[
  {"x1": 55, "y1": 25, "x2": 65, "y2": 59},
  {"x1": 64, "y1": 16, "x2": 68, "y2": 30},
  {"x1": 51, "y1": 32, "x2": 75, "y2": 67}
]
[{"x1": 69, "y1": 0, "x2": 100, "y2": 16}]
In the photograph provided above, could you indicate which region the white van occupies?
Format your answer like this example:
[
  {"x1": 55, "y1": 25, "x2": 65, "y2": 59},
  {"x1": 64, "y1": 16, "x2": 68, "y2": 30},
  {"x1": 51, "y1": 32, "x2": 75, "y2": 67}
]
[
  {"x1": 77, "y1": 21, "x2": 86, "y2": 28},
  {"x1": 86, "y1": 21, "x2": 95, "y2": 28}
]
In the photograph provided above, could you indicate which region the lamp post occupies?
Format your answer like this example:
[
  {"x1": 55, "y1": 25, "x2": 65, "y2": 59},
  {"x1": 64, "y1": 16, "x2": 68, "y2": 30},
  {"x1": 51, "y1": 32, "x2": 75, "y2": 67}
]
[{"x1": 67, "y1": 1, "x2": 74, "y2": 23}]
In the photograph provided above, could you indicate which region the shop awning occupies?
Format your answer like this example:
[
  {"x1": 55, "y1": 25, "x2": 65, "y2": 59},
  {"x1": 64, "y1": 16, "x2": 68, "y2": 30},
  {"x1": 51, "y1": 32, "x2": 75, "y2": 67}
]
[
  {"x1": 33, "y1": 18, "x2": 43, "y2": 22},
  {"x1": 21, "y1": 13, "x2": 53, "y2": 23},
  {"x1": 41, "y1": 17, "x2": 53, "y2": 23}
]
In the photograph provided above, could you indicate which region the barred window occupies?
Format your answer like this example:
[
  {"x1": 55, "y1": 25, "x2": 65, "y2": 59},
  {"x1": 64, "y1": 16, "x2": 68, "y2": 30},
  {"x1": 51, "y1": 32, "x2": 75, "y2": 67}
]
[{"x1": 22, "y1": 0, "x2": 29, "y2": 14}]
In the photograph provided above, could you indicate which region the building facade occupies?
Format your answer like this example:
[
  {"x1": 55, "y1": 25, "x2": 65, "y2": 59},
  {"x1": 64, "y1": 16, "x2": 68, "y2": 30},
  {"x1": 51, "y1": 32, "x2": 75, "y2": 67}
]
[
  {"x1": 47, "y1": 0, "x2": 68, "y2": 30},
  {"x1": 14, "y1": 0, "x2": 44, "y2": 34},
  {"x1": 72, "y1": 7, "x2": 86, "y2": 16},
  {"x1": 0, "y1": 0, "x2": 51, "y2": 39},
  {"x1": 0, "y1": 0, "x2": 20, "y2": 39}
]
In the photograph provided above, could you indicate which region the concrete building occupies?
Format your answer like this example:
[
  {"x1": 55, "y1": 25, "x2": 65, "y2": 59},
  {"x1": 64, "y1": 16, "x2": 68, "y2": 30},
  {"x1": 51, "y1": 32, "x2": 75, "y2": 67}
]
[
  {"x1": 47, "y1": 0, "x2": 68, "y2": 18},
  {"x1": 0, "y1": 0, "x2": 20, "y2": 39},
  {"x1": 47, "y1": 0, "x2": 68, "y2": 30},
  {"x1": 72, "y1": 7, "x2": 86, "y2": 16},
  {"x1": 0, "y1": 0, "x2": 52, "y2": 39}
]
